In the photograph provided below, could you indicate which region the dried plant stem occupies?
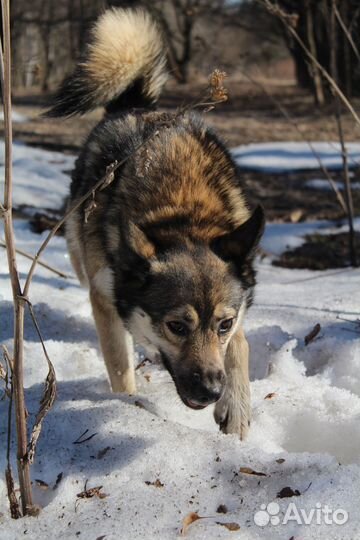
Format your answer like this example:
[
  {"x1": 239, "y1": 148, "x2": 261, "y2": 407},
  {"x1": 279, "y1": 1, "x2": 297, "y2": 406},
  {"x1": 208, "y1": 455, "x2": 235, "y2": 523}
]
[
  {"x1": 329, "y1": 0, "x2": 358, "y2": 267},
  {"x1": 3, "y1": 349, "x2": 21, "y2": 519},
  {"x1": 334, "y1": 5, "x2": 360, "y2": 64},
  {"x1": 0, "y1": 240, "x2": 71, "y2": 279},
  {"x1": 259, "y1": 0, "x2": 360, "y2": 127},
  {"x1": 1, "y1": 0, "x2": 35, "y2": 515},
  {"x1": 240, "y1": 68, "x2": 347, "y2": 214}
]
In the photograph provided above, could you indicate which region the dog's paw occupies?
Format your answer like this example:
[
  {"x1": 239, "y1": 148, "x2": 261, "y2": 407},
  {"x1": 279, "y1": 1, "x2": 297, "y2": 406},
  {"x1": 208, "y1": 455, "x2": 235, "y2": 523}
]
[{"x1": 214, "y1": 391, "x2": 250, "y2": 440}]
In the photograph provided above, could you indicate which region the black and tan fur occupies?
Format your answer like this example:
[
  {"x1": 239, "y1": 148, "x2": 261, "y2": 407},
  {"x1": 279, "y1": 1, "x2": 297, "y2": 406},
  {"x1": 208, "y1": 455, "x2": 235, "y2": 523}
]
[{"x1": 47, "y1": 8, "x2": 264, "y2": 439}]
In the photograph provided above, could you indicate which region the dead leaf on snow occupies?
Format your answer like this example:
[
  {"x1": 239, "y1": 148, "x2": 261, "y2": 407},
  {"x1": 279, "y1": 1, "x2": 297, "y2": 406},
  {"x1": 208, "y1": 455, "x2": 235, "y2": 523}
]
[
  {"x1": 216, "y1": 504, "x2": 228, "y2": 514},
  {"x1": 276, "y1": 458, "x2": 285, "y2": 464},
  {"x1": 216, "y1": 521, "x2": 240, "y2": 531},
  {"x1": 264, "y1": 392, "x2": 277, "y2": 400},
  {"x1": 34, "y1": 479, "x2": 49, "y2": 490},
  {"x1": 180, "y1": 512, "x2": 202, "y2": 535},
  {"x1": 77, "y1": 485, "x2": 108, "y2": 499},
  {"x1": 277, "y1": 486, "x2": 300, "y2": 498},
  {"x1": 134, "y1": 400, "x2": 146, "y2": 410},
  {"x1": 145, "y1": 479, "x2": 164, "y2": 488},
  {"x1": 305, "y1": 323, "x2": 321, "y2": 345},
  {"x1": 97, "y1": 446, "x2": 111, "y2": 459},
  {"x1": 239, "y1": 467, "x2": 267, "y2": 477}
]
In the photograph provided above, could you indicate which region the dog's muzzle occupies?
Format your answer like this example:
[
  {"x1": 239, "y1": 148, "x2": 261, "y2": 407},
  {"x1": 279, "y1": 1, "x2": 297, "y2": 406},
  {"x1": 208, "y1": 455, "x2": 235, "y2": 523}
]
[{"x1": 181, "y1": 369, "x2": 226, "y2": 410}]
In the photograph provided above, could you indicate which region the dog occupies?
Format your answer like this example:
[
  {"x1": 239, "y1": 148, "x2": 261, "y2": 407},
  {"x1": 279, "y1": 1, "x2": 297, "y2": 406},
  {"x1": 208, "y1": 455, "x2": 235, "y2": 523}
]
[{"x1": 46, "y1": 7, "x2": 264, "y2": 440}]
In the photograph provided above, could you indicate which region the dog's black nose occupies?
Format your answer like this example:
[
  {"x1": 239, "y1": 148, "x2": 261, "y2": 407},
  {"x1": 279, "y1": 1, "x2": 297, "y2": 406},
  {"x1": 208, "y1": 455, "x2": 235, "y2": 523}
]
[{"x1": 192, "y1": 369, "x2": 226, "y2": 405}]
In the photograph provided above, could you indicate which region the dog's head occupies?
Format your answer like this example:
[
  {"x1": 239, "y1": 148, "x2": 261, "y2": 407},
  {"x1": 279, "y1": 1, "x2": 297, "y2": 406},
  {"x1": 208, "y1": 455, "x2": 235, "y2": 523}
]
[{"x1": 116, "y1": 206, "x2": 264, "y2": 409}]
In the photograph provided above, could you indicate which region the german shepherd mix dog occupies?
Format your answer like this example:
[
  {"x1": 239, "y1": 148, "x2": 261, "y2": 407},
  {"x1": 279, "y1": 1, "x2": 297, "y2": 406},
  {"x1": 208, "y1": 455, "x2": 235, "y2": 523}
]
[{"x1": 47, "y1": 8, "x2": 264, "y2": 439}]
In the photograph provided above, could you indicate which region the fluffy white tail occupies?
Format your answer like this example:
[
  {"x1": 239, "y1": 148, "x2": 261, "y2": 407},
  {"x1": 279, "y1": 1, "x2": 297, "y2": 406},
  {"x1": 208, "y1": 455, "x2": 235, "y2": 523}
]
[{"x1": 46, "y1": 8, "x2": 168, "y2": 117}]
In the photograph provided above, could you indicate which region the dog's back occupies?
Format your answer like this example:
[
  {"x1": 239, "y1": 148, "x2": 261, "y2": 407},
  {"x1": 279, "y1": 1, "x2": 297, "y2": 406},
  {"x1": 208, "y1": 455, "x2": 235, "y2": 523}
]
[{"x1": 46, "y1": 7, "x2": 251, "y2": 263}]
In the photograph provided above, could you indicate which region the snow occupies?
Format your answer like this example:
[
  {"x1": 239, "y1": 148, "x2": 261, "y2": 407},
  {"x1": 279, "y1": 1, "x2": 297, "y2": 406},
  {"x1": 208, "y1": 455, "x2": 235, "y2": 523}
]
[
  {"x1": 0, "y1": 109, "x2": 27, "y2": 123},
  {"x1": 306, "y1": 178, "x2": 360, "y2": 191},
  {"x1": 232, "y1": 141, "x2": 360, "y2": 172},
  {"x1": 1, "y1": 142, "x2": 360, "y2": 539},
  {"x1": 0, "y1": 141, "x2": 74, "y2": 211}
]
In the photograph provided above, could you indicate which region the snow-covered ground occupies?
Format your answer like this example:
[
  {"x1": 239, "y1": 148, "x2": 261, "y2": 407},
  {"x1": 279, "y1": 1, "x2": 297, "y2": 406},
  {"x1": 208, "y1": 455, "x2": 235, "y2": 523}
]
[
  {"x1": 306, "y1": 178, "x2": 360, "y2": 191},
  {"x1": 232, "y1": 141, "x2": 360, "y2": 173},
  {"x1": 0, "y1": 141, "x2": 74, "y2": 211},
  {"x1": 1, "y1": 141, "x2": 360, "y2": 539},
  {"x1": 0, "y1": 109, "x2": 28, "y2": 123}
]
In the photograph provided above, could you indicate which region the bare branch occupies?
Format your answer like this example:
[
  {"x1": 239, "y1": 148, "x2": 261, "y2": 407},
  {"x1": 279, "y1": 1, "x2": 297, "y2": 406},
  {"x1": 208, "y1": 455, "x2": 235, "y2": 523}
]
[
  {"x1": 239, "y1": 67, "x2": 347, "y2": 215},
  {"x1": 258, "y1": 0, "x2": 360, "y2": 127},
  {"x1": 23, "y1": 300, "x2": 56, "y2": 465},
  {"x1": 0, "y1": 240, "x2": 72, "y2": 279}
]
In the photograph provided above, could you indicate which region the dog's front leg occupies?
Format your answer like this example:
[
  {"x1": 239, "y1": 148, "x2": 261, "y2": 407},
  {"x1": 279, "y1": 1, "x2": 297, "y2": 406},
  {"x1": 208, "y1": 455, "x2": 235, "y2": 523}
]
[
  {"x1": 90, "y1": 288, "x2": 136, "y2": 394},
  {"x1": 214, "y1": 327, "x2": 250, "y2": 440}
]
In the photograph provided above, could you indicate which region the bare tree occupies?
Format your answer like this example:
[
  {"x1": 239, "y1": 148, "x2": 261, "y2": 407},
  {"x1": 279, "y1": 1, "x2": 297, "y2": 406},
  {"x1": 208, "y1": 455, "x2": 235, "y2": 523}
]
[{"x1": 251, "y1": 0, "x2": 360, "y2": 103}]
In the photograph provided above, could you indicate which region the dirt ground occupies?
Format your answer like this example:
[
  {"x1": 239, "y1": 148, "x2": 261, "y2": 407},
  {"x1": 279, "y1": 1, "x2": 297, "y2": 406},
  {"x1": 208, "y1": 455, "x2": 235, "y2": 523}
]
[{"x1": 3, "y1": 78, "x2": 360, "y2": 268}]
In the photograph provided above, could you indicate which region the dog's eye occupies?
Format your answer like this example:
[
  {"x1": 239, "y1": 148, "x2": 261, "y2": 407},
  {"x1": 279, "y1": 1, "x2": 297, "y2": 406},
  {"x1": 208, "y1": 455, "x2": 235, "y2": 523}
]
[
  {"x1": 167, "y1": 321, "x2": 188, "y2": 336},
  {"x1": 218, "y1": 318, "x2": 234, "y2": 334}
]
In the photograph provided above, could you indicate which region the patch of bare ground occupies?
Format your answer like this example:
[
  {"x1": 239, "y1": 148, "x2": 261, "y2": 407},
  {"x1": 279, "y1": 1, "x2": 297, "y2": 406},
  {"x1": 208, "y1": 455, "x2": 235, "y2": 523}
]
[{"x1": 274, "y1": 232, "x2": 360, "y2": 270}]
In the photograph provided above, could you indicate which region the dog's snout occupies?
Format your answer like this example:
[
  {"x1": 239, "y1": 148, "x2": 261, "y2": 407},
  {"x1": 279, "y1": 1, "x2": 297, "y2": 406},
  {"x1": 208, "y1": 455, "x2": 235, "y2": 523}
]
[{"x1": 191, "y1": 368, "x2": 226, "y2": 405}]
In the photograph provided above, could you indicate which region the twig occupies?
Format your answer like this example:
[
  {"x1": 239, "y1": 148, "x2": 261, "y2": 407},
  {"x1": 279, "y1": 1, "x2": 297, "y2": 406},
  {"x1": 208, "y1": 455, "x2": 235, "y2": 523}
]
[
  {"x1": 3, "y1": 349, "x2": 21, "y2": 519},
  {"x1": 304, "y1": 323, "x2": 321, "y2": 345},
  {"x1": 72, "y1": 429, "x2": 98, "y2": 445},
  {"x1": 0, "y1": 240, "x2": 71, "y2": 279},
  {"x1": 239, "y1": 67, "x2": 347, "y2": 214},
  {"x1": 22, "y1": 299, "x2": 56, "y2": 465},
  {"x1": 0, "y1": 0, "x2": 35, "y2": 515},
  {"x1": 329, "y1": 0, "x2": 358, "y2": 267},
  {"x1": 334, "y1": 5, "x2": 360, "y2": 64},
  {"x1": 258, "y1": 0, "x2": 360, "y2": 127}
]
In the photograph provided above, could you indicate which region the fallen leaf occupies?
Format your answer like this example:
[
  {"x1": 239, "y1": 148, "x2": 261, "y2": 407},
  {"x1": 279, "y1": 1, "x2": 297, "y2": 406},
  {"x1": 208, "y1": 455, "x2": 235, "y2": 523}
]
[
  {"x1": 97, "y1": 447, "x2": 111, "y2": 459},
  {"x1": 145, "y1": 479, "x2": 164, "y2": 488},
  {"x1": 289, "y1": 209, "x2": 303, "y2": 223},
  {"x1": 276, "y1": 458, "x2": 285, "y2": 464},
  {"x1": 77, "y1": 485, "x2": 107, "y2": 499},
  {"x1": 53, "y1": 472, "x2": 63, "y2": 490},
  {"x1": 216, "y1": 504, "x2": 228, "y2": 514},
  {"x1": 135, "y1": 358, "x2": 152, "y2": 370},
  {"x1": 264, "y1": 392, "x2": 277, "y2": 400},
  {"x1": 277, "y1": 487, "x2": 300, "y2": 498},
  {"x1": 181, "y1": 512, "x2": 202, "y2": 535},
  {"x1": 216, "y1": 521, "x2": 240, "y2": 531},
  {"x1": 134, "y1": 400, "x2": 146, "y2": 410},
  {"x1": 144, "y1": 374, "x2": 151, "y2": 382},
  {"x1": 305, "y1": 323, "x2": 321, "y2": 345},
  {"x1": 34, "y1": 479, "x2": 49, "y2": 490},
  {"x1": 239, "y1": 467, "x2": 267, "y2": 477},
  {"x1": 96, "y1": 536, "x2": 107, "y2": 540}
]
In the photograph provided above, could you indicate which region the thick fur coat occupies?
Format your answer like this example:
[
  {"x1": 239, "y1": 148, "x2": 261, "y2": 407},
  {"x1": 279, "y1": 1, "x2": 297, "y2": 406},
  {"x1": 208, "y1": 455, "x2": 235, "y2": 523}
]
[{"x1": 47, "y1": 8, "x2": 265, "y2": 439}]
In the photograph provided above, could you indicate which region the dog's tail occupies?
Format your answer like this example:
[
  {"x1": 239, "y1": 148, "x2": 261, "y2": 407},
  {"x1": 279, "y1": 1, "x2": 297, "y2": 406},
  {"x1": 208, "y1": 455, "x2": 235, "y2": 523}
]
[{"x1": 45, "y1": 8, "x2": 168, "y2": 117}]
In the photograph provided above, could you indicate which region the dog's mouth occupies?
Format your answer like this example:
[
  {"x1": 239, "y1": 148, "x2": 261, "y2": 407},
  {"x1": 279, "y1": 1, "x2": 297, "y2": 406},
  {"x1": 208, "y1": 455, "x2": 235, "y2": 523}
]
[
  {"x1": 182, "y1": 397, "x2": 208, "y2": 410},
  {"x1": 160, "y1": 351, "x2": 218, "y2": 410}
]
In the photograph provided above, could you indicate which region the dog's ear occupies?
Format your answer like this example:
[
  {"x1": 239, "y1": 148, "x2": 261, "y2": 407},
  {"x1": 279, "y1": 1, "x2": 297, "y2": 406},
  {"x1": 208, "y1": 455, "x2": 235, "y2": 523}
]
[
  {"x1": 211, "y1": 205, "x2": 265, "y2": 268},
  {"x1": 120, "y1": 222, "x2": 156, "y2": 284}
]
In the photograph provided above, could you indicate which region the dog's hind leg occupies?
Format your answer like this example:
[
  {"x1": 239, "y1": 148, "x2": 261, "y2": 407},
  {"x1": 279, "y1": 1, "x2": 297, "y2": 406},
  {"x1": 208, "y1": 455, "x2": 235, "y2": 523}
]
[
  {"x1": 214, "y1": 328, "x2": 250, "y2": 440},
  {"x1": 90, "y1": 288, "x2": 136, "y2": 394}
]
